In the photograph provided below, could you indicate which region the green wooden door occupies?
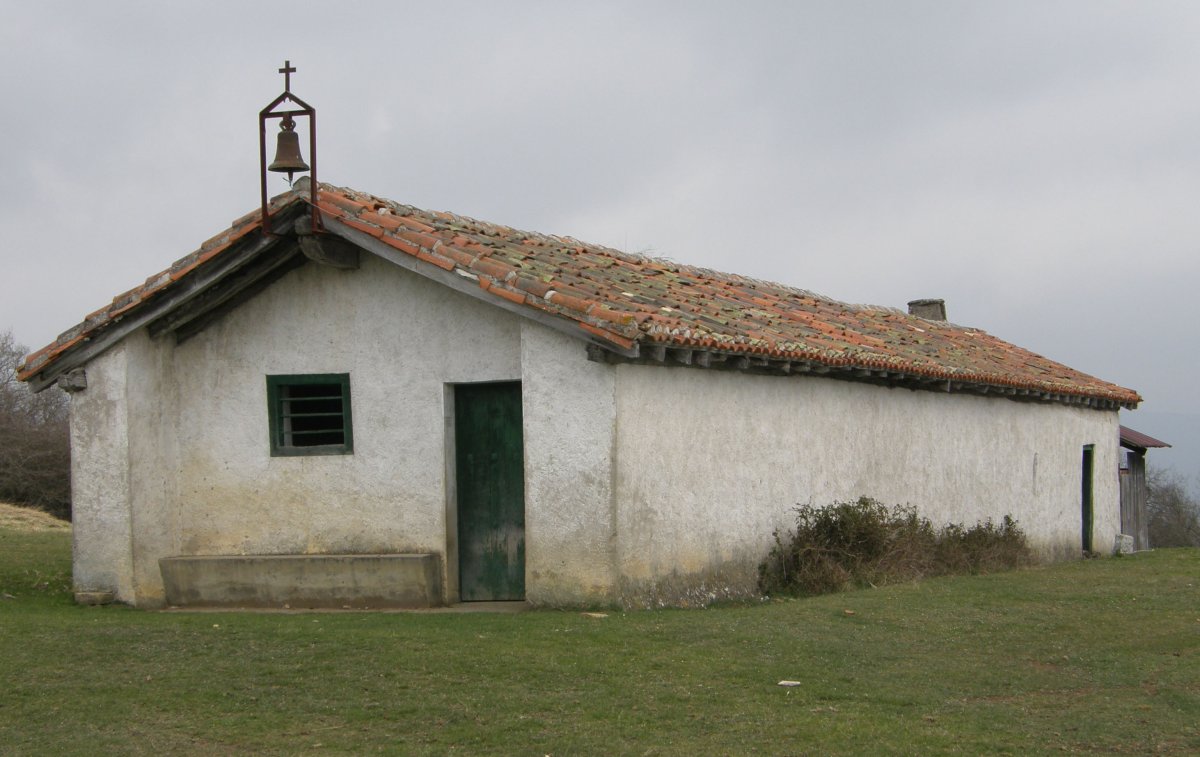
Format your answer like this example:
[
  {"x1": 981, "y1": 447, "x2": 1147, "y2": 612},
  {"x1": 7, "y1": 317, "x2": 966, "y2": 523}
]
[{"x1": 455, "y1": 382, "x2": 525, "y2": 601}]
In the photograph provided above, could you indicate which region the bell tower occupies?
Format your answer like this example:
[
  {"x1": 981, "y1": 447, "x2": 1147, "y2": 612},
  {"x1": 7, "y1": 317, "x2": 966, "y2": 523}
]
[{"x1": 258, "y1": 60, "x2": 318, "y2": 235}]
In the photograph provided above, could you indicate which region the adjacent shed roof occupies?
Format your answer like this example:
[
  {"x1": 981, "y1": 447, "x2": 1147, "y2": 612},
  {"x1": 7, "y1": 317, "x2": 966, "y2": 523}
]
[
  {"x1": 1120, "y1": 426, "x2": 1171, "y2": 451},
  {"x1": 19, "y1": 181, "x2": 1140, "y2": 409}
]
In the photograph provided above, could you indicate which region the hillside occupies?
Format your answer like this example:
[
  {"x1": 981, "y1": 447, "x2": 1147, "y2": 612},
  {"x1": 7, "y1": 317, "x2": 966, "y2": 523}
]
[{"x1": 0, "y1": 501, "x2": 70, "y2": 532}]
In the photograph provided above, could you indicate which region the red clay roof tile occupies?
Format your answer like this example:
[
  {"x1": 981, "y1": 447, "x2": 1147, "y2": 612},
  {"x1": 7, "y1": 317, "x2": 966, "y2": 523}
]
[
  {"x1": 358, "y1": 210, "x2": 405, "y2": 232},
  {"x1": 379, "y1": 233, "x2": 420, "y2": 256},
  {"x1": 338, "y1": 216, "x2": 385, "y2": 239},
  {"x1": 17, "y1": 181, "x2": 1141, "y2": 409},
  {"x1": 415, "y1": 249, "x2": 455, "y2": 271},
  {"x1": 487, "y1": 284, "x2": 529, "y2": 307}
]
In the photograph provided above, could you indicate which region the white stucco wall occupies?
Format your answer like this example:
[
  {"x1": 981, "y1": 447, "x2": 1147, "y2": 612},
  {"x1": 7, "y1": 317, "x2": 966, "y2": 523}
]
[
  {"x1": 75, "y1": 254, "x2": 537, "y2": 606},
  {"x1": 520, "y1": 324, "x2": 617, "y2": 606},
  {"x1": 166, "y1": 255, "x2": 520, "y2": 567},
  {"x1": 612, "y1": 366, "x2": 1120, "y2": 607},
  {"x1": 69, "y1": 344, "x2": 134, "y2": 601},
  {"x1": 119, "y1": 327, "x2": 182, "y2": 603},
  {"x1": 69, "y1": 250, "x2": 1122, "y2": 609}
]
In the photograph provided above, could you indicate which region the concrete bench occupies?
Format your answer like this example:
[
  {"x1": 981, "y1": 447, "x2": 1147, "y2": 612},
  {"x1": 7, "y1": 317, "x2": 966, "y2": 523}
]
[{"x1": 159, "y1": 554, "x2": 443, "y2": 609}]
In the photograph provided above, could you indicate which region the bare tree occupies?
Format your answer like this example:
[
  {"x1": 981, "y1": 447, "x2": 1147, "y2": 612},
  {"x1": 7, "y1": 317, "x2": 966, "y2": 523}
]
[
  {"x1": 0, "y1": 329, "x2": 71, "y2": 519},
  {"x1": 1146, "y1": 466, "x2": 1200, "y2": 548}
]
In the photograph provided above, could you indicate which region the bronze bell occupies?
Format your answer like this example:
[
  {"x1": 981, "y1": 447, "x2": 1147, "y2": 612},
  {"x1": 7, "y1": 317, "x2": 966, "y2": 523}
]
[{"x1": 268, "y1": 116, "x2": 310, "y2": 182}]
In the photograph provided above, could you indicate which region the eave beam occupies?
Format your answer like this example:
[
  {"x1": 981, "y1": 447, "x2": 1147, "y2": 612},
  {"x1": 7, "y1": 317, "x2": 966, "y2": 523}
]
[
  {"x1": 24, "y1": 204, "x2": 307, "y2": 393},
  {"x1": 585, "y1": 344, "x2": 1128, "y2": 411}
]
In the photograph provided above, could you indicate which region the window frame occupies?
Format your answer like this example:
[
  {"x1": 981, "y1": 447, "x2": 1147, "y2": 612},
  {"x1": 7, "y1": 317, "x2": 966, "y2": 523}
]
[{"x1": 266, "y1": 373, "x2": 354, "y2": 457}]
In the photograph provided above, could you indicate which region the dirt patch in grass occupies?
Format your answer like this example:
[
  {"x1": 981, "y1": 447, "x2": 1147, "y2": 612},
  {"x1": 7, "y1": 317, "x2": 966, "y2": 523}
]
[{"x1": 0, "y1": 501, "x2": 70, "y2": 532}]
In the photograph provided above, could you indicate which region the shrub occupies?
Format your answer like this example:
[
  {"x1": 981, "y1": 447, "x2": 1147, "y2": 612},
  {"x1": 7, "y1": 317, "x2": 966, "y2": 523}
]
[
  {"x1": 934, "y1": 516, "x2": 1031, "y2": 575},
  {"x1": 759, "y1": 497, "x2": 1031, "y2": 597}
]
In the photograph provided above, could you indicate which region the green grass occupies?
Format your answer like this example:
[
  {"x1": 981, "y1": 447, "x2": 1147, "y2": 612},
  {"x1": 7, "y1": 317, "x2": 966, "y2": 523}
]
[{"x1": 1, "y1": 528, "x2": 1197, "y2": 755}]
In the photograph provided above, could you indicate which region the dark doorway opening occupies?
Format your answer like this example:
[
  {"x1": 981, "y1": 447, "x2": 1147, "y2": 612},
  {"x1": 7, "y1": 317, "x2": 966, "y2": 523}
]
[{"x1": 1081, "y1": 445, "x2": 1095, "y2": 553}]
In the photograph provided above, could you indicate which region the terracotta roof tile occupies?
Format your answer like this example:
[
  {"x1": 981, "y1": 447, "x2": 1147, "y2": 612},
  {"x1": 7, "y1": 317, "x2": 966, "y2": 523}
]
[
  {"x1": 416, "y1": 249, "x2": 456, "y2": 272},
  {"x1": 17, "y1": 181, "x2": 1141, "y2": 409}
]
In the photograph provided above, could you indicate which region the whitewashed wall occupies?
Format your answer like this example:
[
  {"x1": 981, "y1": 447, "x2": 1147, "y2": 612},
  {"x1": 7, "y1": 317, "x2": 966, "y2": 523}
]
[
  {"x1": 74, "y1": 254, "x2": 530, "y2": 605},
  {"x1": 68, "y1": 251, "x2": 1122, "y2": 608},
  {"x1": 521, "y1": 324, "x2": 617, "y2": 606},
  {"x1": 612, "y1": 366, "x2": 1120, "y2": 608},
  {"x1": 69, "y1": 344, "x2": 135, "y2": 601}
]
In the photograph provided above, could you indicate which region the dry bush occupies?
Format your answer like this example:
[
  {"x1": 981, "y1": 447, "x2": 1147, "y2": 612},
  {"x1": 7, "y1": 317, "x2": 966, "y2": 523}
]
[
  {"x1": 759, "y1": 497, "x2": 1032, "y2": 597},
  {"x1": 934, "y1": 516, "x2": 1031, "y2": 574}
]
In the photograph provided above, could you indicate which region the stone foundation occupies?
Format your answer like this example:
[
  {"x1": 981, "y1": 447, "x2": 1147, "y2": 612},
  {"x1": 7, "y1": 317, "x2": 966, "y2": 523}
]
[{"x1": 159, "y1": 554, "x2": 443, "y2": 609}]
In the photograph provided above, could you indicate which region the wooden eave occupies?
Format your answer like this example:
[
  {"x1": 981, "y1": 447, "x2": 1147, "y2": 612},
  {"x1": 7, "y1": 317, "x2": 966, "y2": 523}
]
[
  {"x1": 23, "y1": 203, "x2": 309, "y2": 392},
  {"x1": 584, "y1": 343, "x2": 1134, "y2": 411}
]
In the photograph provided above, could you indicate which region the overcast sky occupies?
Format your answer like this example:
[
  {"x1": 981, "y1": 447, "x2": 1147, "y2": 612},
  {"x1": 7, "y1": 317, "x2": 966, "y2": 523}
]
[{"x1": 2, "y1": 1, "x2": 1196, "y2": 480}]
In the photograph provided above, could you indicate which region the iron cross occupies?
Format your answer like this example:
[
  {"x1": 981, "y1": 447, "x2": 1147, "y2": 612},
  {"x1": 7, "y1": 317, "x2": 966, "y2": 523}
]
[{"x1": 279, "y1": 60, "x2": 296, "y2": 92}]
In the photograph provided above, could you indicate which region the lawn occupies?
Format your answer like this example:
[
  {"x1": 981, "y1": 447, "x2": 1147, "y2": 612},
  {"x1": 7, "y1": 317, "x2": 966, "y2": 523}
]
[{"x1": 0, "y1": 523, "x2": 1197, "y2": 755}]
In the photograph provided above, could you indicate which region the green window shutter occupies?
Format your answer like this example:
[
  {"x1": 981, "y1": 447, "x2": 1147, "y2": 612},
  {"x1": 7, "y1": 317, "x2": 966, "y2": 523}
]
[{"x1": 266, "y1": 373, "x2": 353, "y2": 457}]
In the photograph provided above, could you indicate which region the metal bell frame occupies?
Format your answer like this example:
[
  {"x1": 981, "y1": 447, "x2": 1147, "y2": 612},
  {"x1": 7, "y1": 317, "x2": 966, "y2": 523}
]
[{"x1": 259, "y1": 61, "x2": 319, "y2": 235}]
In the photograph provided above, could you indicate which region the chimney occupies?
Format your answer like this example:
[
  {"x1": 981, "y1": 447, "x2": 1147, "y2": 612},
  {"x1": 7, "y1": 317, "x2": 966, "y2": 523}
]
[{"x1": 908, "y1": 298, "x2": 946, "y2": 321}]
